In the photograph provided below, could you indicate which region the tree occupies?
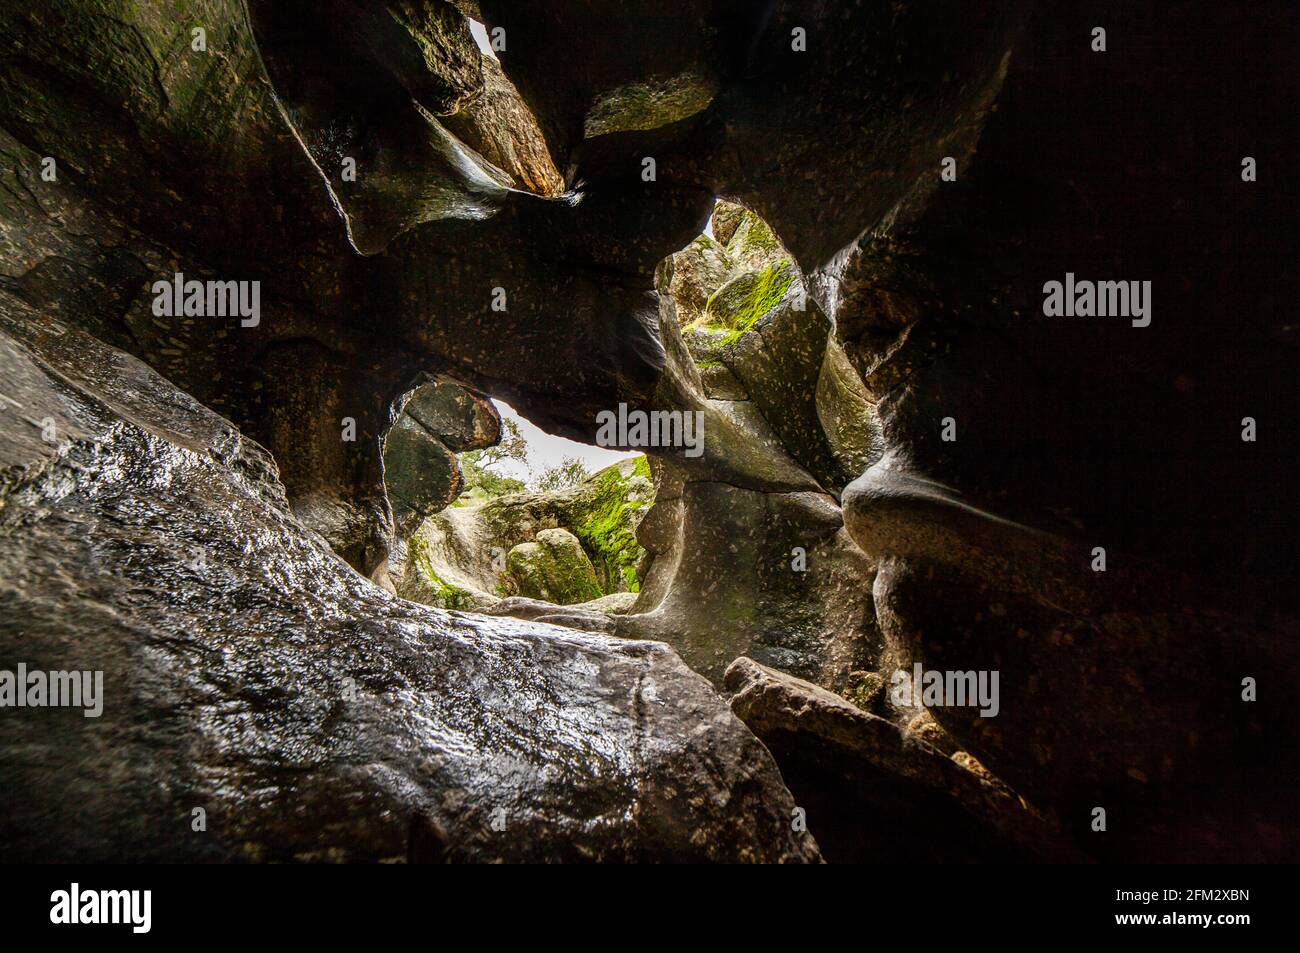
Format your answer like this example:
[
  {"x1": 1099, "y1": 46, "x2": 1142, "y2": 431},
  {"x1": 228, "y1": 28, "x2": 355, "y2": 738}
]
[
  {"x1": 459, "y1": 418, "x2": 528, "y2": 499},
  {"x1": 533, "y1": 456, "x2": 590, "y2": 492},
  {"x1": 469, "y1": 417, "x2": 527, "y2": 469}
]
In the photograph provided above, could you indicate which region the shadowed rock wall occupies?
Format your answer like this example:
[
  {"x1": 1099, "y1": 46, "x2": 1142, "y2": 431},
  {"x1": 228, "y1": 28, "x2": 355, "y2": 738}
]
[{"x1": 1, "y1": 0, "x2": 1296, "y2": 862}]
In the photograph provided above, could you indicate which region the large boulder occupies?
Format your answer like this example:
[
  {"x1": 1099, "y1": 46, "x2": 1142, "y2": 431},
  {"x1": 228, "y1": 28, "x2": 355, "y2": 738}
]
[
  {"x1": 0, "y1": 304, "x2": 819, "y2": 863},
  {"x1": 507, "y1": 528, "x2": 603, "y2": 605},
  {"x1": 709, "y1": 200, "x2": 745, "y2": 247},
  {"x1": 665, "y1": 234, "x2": 735, "y2": 326},
  {"x1": 722, "y1": 296, "x2": 859, "y2": 491},
  {"x1": 395, "y1": 457, "x2": 654, "y2": 609},
  {"x1": 720, "y1": 210, "x2": 789, "y2": 275},
  {"x1": 383, "y1": 378, "x2": 500, "y2": 538}
]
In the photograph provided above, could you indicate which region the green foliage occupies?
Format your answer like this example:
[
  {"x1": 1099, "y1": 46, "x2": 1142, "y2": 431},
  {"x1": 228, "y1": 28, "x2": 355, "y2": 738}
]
[
  {"x1": 458, "y1": 417, "x2": 527, "y2": 501},
  {"x1": 472, "y1": 417, "x2": 528, "y2": 469},
  {"x1": 457, "y1": 456, "x2": 525, "y2": 501},
  {"x1": 532, "y1": 455, "x2": 590, "y2": 493}
]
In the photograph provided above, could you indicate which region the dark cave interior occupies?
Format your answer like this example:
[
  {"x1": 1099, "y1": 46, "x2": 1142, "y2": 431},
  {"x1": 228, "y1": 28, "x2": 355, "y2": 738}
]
[{"x1": 0, "y1": 0, "x2": 1296, "y2": 865}]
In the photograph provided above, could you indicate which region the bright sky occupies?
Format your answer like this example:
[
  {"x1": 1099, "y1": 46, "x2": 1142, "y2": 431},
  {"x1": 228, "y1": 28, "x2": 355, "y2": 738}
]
[
  {"x1": 490, "y1": 399, "x2": 637, "y2": 482},
  {"x1": 468, "y1": 20, "x2": 499, "y2": 61}
]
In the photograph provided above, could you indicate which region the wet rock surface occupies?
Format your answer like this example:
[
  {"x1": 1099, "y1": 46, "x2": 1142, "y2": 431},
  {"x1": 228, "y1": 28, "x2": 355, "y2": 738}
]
[
  {"x1": 609, "y1": 257, "x2": 881, "y2": 694},
  {"x1": 725, "y1": 658, "x2": 1082, "y2": 863},
  {"x1": 0, "y1": 307, "x2": 818, "y2": 863},
  {"x1": 1, "y1": 0, "x2": 1296, "y2": 863}
]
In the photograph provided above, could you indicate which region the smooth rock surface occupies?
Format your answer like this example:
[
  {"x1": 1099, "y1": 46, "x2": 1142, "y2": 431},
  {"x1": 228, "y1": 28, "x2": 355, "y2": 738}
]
[{"x1": 0, "y1": 305, "x2": 819, "y2": 863}]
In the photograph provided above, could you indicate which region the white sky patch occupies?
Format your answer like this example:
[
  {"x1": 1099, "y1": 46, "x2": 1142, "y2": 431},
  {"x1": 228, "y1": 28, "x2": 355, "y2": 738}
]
[
  {"x1": 491, "y1": 399, "x2": 637, "y2": 482},
  {"x1": 468, "y1": 20, "x2": 499, "y2": 61}
]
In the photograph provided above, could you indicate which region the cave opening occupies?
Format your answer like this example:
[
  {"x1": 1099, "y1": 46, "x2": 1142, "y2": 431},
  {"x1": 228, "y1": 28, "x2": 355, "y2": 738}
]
[
  {"x1": 383, "y1": 388, "x2": 654, "y2": 622},
  {"x1": 6, "y1": 0, "x2": 1293, "y2": 871}
]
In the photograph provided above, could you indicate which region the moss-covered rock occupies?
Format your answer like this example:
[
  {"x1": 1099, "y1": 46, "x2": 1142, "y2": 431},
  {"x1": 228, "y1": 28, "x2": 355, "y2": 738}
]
[
  {"x1": 724, "y1": 210, "x2": 786, "y2": 272},
  {"x1": 721, "y1": 296, "x2": 847, "y2": 490},
  {"x1": 395, "y1": 456, "x2": 654, "y2": 610},
  {"x1": 580, "y1": 591, "x2": 639, "y2": 614},
  {"x1": 681, "y1": 325, "x2": 732, "y2": 364},
  {"x1": 701, "y1": 261, "x2": 796, "y2": 345},
  {"x1": 382, "y1": 378, "x2": 499, "y2": 536},
  {"x1": 667, "y1": 233, "x2": 735, "y2": 325},
  {"x1": 568, "y1": 456, "x2": 654, "y2": 593},
  {"x1": 383, "y1": 414, "x2": 463, "y2": 537},
  {"x1": 816, "y1": 338, "x2": 880, "y2": 479},
  {"x1": 405, "y1": 532, "x2": 489, "y2": 610},
  {"x1": 583, "y1": 69, "x2": 717, "y2": 138},
  {"x1": 507, "y1": 528, "x2": 603, "y2": 604}
]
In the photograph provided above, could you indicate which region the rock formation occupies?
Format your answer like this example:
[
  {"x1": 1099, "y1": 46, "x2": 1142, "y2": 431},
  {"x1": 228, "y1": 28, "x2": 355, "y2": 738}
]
[
  {"x1": 393, "y1": 456, "x2": 652, "y2": 609},
  {"x1": 383, "y1": 377, "x2": 500, "y2": 539},
  {"x1": 1, "y1": 0, "x2": 1296, "y2": 863},
  {"x1": 0, "y1": 306, "x2": 815, "y2": 862}
]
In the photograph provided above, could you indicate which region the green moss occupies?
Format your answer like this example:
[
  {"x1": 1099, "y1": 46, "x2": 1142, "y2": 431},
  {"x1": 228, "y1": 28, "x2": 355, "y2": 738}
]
[
  {"x1": 582, "y1": 73, "x2": 716, "y2": 137},
  {"x1": 699, "y1": 260, "x2": 796, "y2": 346},
  {"x1": 409, "y1": 536, "x2": 476, "y2": 609},
  {"x1": 507, "y1": 531, "x2": 603, "y2": 604},
  {"x1": 844, "y1": 671, "x2": 885, "y2": 712},
  {"x1": 728, "y1": 212, "x2": 781, "y2": 257},
  {"x1": 570, "y1": 458, "x2": 652, "y2": 595}
]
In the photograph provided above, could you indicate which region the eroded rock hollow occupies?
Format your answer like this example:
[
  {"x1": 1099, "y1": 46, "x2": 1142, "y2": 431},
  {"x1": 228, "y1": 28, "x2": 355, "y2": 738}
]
[{"x1": 0, "y1": 0, "x2": 1295, "y2": 863}]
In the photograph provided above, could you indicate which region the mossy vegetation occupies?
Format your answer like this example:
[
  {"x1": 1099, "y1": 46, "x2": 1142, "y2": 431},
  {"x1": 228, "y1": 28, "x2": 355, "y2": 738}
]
[
  {"x1": 728, "y1": 211, "x2": 781, "y2": 258},
  {"x1": 507, "y1": 528, "x2": 604, "y2": 604},
  {"x1": 409, "y1": 534, "x2": 477, "y2": 609},
  {"x1": 673, "y1": 205, "x2": 799, "y2": 363},
  {"x1": 844, "y1": 671, "x2": 885, "y2": 713},
  {"x1": 700, "y1": 260, "x2": 796, "y2": 346},
  {"x1": 402, "y1": 454, "x2": 654, "y2": 609},
  {"x1": 570, "y1": 456, "x2": 652, "y2": 594}
]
